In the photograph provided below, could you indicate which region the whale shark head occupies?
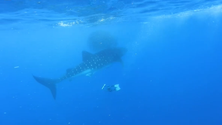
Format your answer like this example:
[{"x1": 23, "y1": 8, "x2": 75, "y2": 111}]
[
  {"x1": 101, "y1": 47, "x2": 127, "y2": 60},
  {"x1": 114, "y1": 47, "x2": 127, "y2": 57}
]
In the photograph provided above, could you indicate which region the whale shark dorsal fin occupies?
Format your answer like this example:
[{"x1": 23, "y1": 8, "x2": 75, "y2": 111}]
[
  {"x1": 82, "y1": 51, "x2": 93, "y2": 62},
  {"x1": 66, "y1": 68, "x2": 72, "y2": 73}
]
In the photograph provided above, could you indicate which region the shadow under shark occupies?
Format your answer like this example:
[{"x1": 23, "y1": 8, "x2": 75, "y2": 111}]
[{"x1": 33, "y1": 47, "x2": 127, "y2": 99}]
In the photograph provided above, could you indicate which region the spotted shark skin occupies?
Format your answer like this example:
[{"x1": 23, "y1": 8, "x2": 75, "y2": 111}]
[{"x1": 33, "y1": 47, "x2": 126, "y2": 99}]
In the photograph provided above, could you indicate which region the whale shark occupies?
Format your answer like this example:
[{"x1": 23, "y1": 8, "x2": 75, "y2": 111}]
[{"x1": 33, "y1": 47, "x2": 126, "y2": 99}]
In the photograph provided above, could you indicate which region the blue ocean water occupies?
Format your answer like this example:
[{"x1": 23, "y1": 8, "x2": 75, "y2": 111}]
[{"x1": 0, "y1": 0, "x2": 222, "y2": 125}]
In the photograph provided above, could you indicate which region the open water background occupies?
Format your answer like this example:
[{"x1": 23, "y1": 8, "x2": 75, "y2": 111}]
[{"x1": 0, "y1": 0, "x2": 222, "y2": 125}]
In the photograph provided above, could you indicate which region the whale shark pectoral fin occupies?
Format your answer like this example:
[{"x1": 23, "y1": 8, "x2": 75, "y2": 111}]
[
  {"x1": 33, "y1": 75, "x2": 59, "y2": 99},
  {"x1": 86, "y1": 73, "x2": 91, "y2": 77},
  {"x1": 86, "y1": 72, "x2": 94, "y2": 77},
  {"x1": 85, "y1": 70, "x2": 95, "y2": 77}
]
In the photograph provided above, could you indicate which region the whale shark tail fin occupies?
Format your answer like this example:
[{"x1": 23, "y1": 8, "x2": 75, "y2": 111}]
[{"x1": 33, "y1": 75, "x2": 60, "y2": 99}]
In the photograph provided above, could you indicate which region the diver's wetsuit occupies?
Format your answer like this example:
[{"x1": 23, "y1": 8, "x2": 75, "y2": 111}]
[{"x1": 107, "y1": 85, "x2": 116, "y2": 92}]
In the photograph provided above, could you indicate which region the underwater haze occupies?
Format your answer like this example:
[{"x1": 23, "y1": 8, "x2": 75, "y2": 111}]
[{"x1": 0, "y1": 0, "x2": 222, "y2": 125}]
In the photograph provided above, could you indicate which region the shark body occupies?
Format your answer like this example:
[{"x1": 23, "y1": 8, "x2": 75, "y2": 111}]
[{"x1": 33, "y1": 47, "x2": 126, "y2": 99}]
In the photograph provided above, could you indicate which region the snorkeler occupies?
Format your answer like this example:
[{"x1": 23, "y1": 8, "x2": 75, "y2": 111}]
[{"x1": 101, "y1": 84, "x2": 121, "y2": 92}]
